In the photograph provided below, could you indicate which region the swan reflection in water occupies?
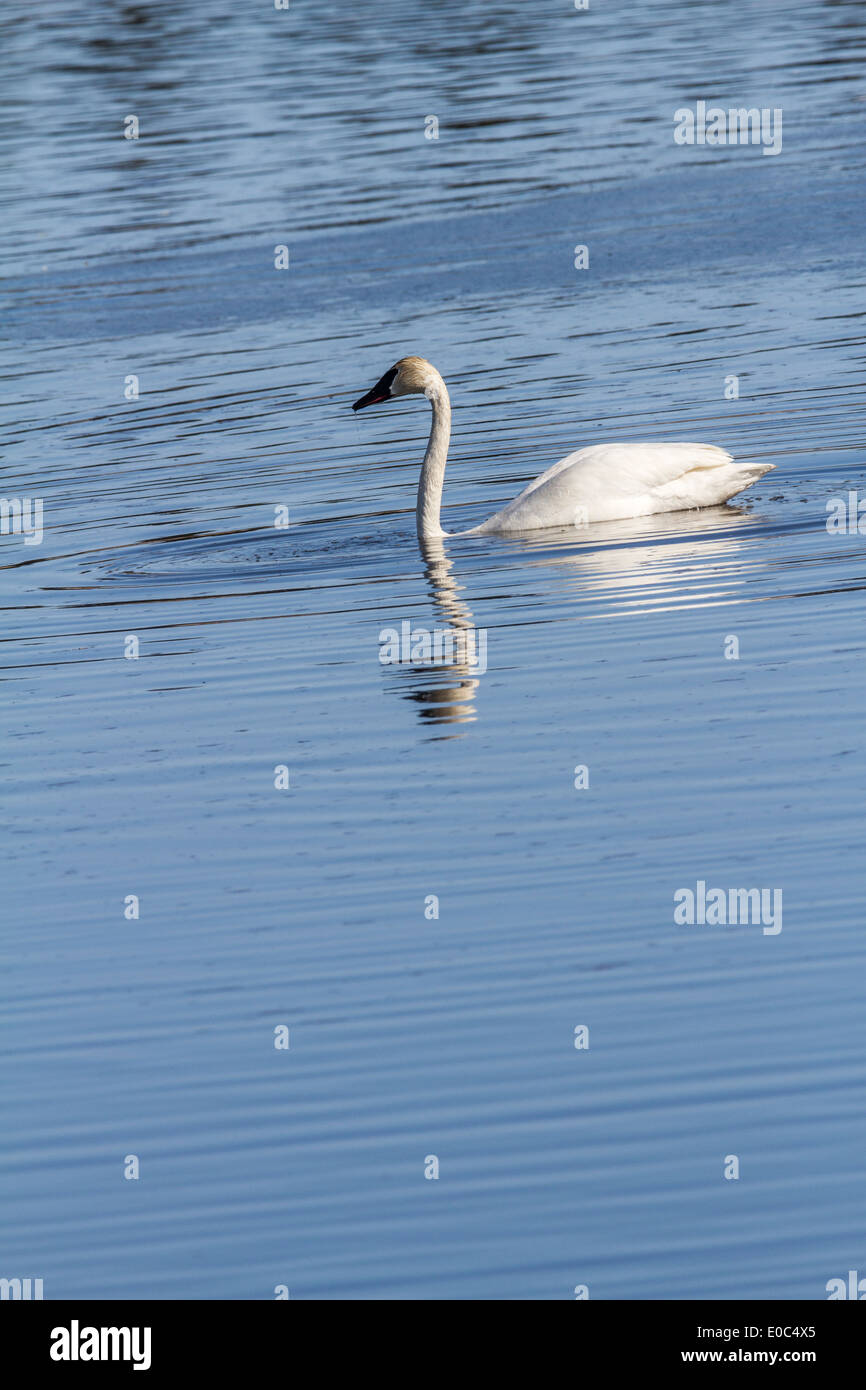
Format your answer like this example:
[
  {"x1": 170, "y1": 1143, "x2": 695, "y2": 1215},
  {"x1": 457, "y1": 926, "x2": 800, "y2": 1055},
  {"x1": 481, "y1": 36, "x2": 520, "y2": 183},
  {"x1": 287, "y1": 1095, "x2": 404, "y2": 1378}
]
[
  {"x1": 511, "y1": 503, "x2": 769, "y2": 610},
  {"x1": 378, "y1": 536, "x2": 483, "y2": 729},
  {"x1": 382, "y1": 504, "x2": 767, "y2": 729}
]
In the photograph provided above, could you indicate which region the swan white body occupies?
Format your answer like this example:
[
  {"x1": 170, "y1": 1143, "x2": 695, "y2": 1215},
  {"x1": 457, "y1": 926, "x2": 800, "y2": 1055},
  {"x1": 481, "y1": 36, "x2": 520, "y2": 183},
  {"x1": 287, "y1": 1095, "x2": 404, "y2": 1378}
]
[{"x1": 352, "y1": 356, "x2": 774, "y2": 539}]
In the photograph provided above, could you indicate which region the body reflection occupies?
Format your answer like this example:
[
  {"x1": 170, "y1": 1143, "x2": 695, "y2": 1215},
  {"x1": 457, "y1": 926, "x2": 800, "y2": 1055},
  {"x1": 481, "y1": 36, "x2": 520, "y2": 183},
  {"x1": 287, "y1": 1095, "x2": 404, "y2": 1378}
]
[{"x1": 507, "y1": 504, "x2": 767, "y2": 613}]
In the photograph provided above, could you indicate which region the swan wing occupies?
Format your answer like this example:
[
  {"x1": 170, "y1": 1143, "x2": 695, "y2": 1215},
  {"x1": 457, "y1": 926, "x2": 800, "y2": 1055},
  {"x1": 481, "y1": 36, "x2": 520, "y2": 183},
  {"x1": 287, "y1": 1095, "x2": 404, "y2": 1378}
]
[{"x1": 473, "y1": 443, "x2": 773, "y2": 531}]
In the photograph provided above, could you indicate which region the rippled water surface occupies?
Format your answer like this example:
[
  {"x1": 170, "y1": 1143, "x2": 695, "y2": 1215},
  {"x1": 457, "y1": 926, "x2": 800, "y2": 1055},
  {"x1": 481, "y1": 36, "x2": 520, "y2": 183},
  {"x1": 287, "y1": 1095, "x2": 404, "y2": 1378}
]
[{"x1": 3, "y1": 0, "x2": 866, "y2": 1299}]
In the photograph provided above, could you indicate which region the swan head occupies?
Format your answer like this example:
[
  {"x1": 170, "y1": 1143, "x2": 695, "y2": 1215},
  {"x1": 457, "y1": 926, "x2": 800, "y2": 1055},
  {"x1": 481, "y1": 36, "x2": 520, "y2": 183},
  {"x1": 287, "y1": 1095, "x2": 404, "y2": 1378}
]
[{"x1": 352, "y1": 356, "x2": 444, "y2": 411}]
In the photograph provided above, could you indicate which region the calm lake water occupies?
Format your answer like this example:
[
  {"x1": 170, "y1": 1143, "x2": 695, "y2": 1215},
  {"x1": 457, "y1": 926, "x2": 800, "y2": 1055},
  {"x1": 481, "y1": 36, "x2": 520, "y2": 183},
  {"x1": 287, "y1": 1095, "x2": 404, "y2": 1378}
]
[{"x1": 3, "y1": 0, "x2": 866, "y2": 1299}]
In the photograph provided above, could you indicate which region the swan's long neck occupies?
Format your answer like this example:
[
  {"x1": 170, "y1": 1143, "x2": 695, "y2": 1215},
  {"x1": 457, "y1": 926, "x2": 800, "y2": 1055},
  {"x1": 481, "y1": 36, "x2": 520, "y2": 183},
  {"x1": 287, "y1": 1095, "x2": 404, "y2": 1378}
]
[{"x1": 416, "y1": 380, "x2": 451, "y2": 539}]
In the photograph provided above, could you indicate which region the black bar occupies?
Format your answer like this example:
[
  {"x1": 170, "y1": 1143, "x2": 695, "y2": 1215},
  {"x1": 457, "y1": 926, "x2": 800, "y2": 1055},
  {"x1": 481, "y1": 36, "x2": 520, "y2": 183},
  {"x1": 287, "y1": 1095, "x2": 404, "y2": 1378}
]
[{"x1": 2, "y1": 1299, "x2": 861, "y2": 1375}]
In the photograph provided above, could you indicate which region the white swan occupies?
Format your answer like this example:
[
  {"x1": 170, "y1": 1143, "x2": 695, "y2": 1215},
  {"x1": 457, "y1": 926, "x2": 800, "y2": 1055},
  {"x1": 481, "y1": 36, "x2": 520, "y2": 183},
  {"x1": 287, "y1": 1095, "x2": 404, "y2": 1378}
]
[{"x1": 352, "y1": 356, "x2": 774, "y2": 539}]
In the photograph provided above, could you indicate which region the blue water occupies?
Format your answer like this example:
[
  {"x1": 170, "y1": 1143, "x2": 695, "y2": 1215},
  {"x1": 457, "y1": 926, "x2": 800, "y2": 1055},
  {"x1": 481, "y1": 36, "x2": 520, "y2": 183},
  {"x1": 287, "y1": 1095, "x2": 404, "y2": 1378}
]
[{"x1": 2, "y1": 0, "x2": 866, "y2": 1299}]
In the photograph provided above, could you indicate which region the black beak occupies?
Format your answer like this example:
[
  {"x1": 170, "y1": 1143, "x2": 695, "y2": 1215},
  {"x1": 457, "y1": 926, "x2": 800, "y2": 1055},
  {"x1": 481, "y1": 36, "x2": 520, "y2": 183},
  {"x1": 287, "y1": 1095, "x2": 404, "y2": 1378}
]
[{"x1": 352, "y1": 366, "x2": 397, "y2": 411}]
